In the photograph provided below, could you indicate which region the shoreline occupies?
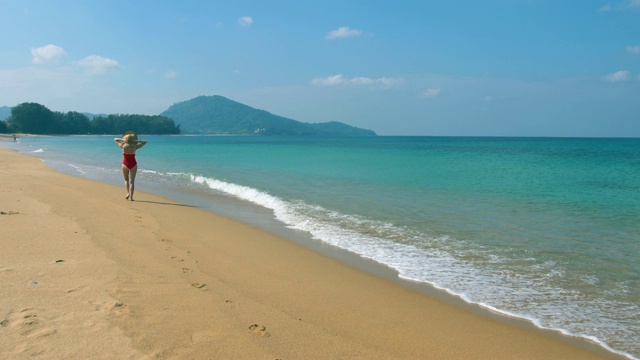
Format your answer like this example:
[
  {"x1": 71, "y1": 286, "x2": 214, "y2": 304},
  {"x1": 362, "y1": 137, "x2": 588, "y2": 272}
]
[{"x1": 0, "y1": 147, "x2": 627, "y2": 359}]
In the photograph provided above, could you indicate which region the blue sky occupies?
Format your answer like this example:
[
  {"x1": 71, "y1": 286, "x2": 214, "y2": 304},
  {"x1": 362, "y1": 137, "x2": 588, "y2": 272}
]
[{"x1": 1, "y1": 0, "x2": 639, "y2": 136}]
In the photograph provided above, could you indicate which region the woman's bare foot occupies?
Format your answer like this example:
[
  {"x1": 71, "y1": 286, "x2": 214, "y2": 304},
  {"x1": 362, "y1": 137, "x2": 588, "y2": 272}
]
[{"x1": 125, "y1": 194, "x2": 130, "y2": 200}]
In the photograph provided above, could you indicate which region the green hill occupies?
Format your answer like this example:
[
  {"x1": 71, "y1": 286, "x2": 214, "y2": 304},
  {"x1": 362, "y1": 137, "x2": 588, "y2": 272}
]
[{"x1": 160, "y1": 95, "x2": 376, "y2": 136}]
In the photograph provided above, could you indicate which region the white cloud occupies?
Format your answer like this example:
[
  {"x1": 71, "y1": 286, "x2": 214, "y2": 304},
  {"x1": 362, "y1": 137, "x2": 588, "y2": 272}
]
[
  {"x1": 31, "y1": 44, "x2": 66, "y2": 64},
  {"x1": 312, "y1": 74, "x2": 345, "y2": 86},
  {"x1": 626, "y1": 45, "x2": 640, "y2": 54},
  {"x1": 604, "y1": 70, "x2": 631, "y2": 82},
  {"x1": 238, "y1": 16, "x2": 253, "y2": 27},
  {"x1": 311, "y1": 74, "x2": 403, "y2": 87},
  {"x1": 348, "y1": 76, "x2": 374, "y2": 85},
  {"x1": 325, "y1": 26, "x2": 363, "y2": 40},
  {"x1": 420, "y1": 88, "x2": 441, "y2": 98},
  {"x1": 598, "y1": 3, "x2": 613, "y2": 11},
  {"x1": 600, "y1": 0, "x2": 640, "y2": 10},
  {"x1": 74, "y1": 55, "x2": 119, "y2": 74},
  {"x1": 377, "y1": 77, "x2": 404, "y2": 86},
  {"x1": 165, "y1": 70, "x2": 178, "y2": 79}
]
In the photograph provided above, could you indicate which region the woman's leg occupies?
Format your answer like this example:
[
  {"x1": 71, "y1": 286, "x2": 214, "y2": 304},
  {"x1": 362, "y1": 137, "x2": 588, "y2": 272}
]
[
  {"x1": 122, "y1": 165, "x2": 131, "y2": 199},
  {"x1": 128, "y1": 166, "x2": 138, "y2": 201}
]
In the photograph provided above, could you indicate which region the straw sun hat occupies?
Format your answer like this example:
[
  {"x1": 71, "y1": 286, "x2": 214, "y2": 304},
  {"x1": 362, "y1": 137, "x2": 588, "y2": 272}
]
[{"x1": 122, "y1": 131, "x2": 138, "y2": 143}]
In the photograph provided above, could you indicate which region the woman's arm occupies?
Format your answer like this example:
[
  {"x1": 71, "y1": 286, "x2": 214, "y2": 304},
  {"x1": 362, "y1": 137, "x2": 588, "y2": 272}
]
[
  {"x1": 136, "y1": 140, "x2": 148, "y2": 149},
  {"x1": 114, "y1": 138, "x2": 124, "y2": 149}
]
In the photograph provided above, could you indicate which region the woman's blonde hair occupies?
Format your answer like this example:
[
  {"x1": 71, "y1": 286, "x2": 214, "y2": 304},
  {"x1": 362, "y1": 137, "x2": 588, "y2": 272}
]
[{"x1": 123, "y1": 133, "x2": 138, "y2": 144}]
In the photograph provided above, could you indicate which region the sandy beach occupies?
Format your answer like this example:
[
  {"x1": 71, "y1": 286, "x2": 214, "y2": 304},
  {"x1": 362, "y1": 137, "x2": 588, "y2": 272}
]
[{"x1": 0, "y1": 147, "x2": 622, "y2": 359}]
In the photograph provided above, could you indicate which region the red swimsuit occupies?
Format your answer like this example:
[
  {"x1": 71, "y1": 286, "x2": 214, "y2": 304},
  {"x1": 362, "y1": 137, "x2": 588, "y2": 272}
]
[{"x1": 122, "y1": 153, "x2": 137, "y2": 169}]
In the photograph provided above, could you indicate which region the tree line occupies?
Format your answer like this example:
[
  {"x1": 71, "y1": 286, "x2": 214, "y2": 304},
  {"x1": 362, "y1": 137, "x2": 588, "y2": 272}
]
[{"x1": 0, "y1": 102, "x2": 180, "y2": 135}]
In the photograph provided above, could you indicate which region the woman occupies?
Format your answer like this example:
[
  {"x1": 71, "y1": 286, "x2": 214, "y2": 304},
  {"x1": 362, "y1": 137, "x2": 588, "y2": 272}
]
[{"x1": 114, "y1": 131, "x2": 147, "y2": 201}]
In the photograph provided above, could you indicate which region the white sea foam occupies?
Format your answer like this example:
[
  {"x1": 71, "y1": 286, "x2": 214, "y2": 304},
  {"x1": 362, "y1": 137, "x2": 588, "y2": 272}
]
[
  {"x1": 66, "y1": 163, "x2": 86, "y2": 175},
  {"x1": 31, "y1": 148, "x2": 45, "y2": 153},
  {"x1": 191, "y1": 175, "x2": 288, "y2": 214}
]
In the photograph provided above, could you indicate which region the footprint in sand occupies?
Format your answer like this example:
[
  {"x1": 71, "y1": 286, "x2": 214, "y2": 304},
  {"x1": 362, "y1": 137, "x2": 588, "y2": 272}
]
[
  {"x1": 5, "y1": 308, "x2": 56, "y2": 338},
  {"x1": 66, "y1": 285, "x2": 86, "y2": 294},
  {"x1": 225, "y1": 300, "x2": 240, "y2": 309},
  {"x1": 27, "y1": 327, "x2": 57, "y2": 338},
  {"x1": 18, "y1": 309, "x2": 39, "y2": 327},
  {"x1": 88, "y1": 301, "x2": 128, "y2": 315},
  {"x1": 191, "y1": 283, "x2": 206, "y2": 289},
  {"x1": 23, "y1": 316, "x2": 38, "y2": 327},
  {"x1": 248, "y1": 324, "x2": 270, "y2": 337},
  {"x1": 0, "y1": 266, "x2": 14, "y2": 278},
  {"x1": 182, "y1": 267, "x2": 193, "y2": 274}
]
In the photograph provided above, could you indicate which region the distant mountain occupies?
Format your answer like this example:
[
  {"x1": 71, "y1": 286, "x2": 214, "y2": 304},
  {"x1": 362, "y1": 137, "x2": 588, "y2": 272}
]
[
  {"x1": 160, "y1": 95, "x2": 376, "y2": 136},
  {"x1": 0, "y1": 106, "x2": 11, "y2": 120}
]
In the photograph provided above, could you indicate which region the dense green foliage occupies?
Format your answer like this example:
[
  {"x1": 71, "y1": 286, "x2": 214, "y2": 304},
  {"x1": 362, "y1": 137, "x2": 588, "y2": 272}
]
[
  {"x1": 5, "y1": 102, "x2": 180, "y2": 135},
  {"x1": 161, "y1": 95, "x2": 376, "y2": 136},
  {"x1": 0, "y1": 120, "x2": 8, "y2": 133}
]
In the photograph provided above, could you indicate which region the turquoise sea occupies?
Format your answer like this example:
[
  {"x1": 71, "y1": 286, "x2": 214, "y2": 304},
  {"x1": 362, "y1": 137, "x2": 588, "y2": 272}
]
[{"x1": 4, "y1": 135, "x2": 639, "y2": 359}]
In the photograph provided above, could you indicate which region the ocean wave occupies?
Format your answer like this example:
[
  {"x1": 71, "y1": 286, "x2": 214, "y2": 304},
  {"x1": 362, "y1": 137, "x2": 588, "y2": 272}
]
[{"x1": 66, "y1": 163, "x2": 86, "y2": 175}]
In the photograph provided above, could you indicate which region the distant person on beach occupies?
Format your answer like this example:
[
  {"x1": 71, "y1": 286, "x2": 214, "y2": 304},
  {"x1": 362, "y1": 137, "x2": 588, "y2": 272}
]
[{"x1": 114, "y1": 131, "x2": 147, "y2": 201}]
